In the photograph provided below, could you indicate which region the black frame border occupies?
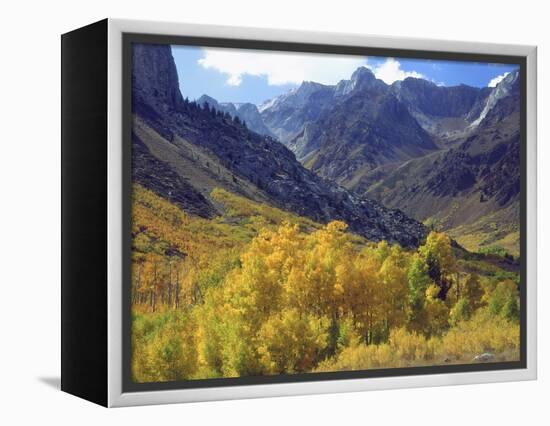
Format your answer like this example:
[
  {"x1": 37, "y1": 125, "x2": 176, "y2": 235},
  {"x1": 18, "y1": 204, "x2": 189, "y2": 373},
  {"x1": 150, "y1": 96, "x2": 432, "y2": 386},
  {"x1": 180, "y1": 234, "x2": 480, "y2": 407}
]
[
  {"x1": 122, "y1": 32, "x2": 528, "y2": 394},
  {"x1": 61, "y1": 19, "x2": 109, "y2": 406}
]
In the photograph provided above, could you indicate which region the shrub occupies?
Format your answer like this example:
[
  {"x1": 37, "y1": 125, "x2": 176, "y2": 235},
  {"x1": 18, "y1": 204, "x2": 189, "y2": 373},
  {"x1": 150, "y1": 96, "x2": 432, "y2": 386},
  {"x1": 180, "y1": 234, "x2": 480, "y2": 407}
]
[
  {"x1": 257, "y1": 309, "x2": 329, "y2": 374},
  {"x1": 448, "y1": 298, "x2": 473, "y2": 327},
  {"x1": 132, "y1": 311, "x2": 198, "y2": 382},
  {"x1": 489, "y1": 280, "x2": 520, "y2": 319}
]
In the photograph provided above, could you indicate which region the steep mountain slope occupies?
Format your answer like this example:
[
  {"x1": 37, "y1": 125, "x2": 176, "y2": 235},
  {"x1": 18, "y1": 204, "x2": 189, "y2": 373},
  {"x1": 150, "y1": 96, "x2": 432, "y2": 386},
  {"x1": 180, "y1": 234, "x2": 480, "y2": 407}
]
[
  {"x1": 132, "y1": 130, "x2": 217, "y2": 218},
  {"x1": 366, "y1": 71, "x2": 521, "y2": 254},
  {"x1": 259, "y1": 81, "x2": 336, "y2": 144},
  {"x1": 197, "y1": 94, "x2": 274, "y2": 137},
  {"x1": 294, "y1": 81, "x2": 438, "y2": 186},
  {"x1": 131, "y1": 43, "x2": 427, "y2": 247}
]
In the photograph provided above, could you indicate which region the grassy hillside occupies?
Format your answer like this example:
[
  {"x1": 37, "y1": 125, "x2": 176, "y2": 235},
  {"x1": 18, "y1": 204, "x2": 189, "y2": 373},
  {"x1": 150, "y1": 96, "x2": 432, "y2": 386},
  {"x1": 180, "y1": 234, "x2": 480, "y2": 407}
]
[
  {"x1": 446, "y1": 204, "x2": 520, "y2": 257},
  {"x1": 365, "y1": 149, "x2": 520, "y2": 257}
]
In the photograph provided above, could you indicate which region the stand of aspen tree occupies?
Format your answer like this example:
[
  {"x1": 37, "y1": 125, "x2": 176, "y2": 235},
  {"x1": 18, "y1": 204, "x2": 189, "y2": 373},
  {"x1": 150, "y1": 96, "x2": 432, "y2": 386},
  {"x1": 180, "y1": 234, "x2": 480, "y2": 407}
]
[{"x1": 131, "y1": 185, "x2": 520, "y2": 382}]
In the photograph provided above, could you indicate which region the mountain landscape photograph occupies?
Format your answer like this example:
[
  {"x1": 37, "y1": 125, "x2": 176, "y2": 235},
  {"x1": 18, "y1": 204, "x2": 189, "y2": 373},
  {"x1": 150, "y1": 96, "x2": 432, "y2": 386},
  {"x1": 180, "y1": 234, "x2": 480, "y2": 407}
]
[{"x1": 129, "y1": 42, "x2": 522, "y2": 384}]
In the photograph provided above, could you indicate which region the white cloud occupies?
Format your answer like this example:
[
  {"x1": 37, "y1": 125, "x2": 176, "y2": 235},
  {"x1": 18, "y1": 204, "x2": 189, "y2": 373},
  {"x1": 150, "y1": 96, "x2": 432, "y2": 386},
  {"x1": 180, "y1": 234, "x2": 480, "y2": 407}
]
[
  {"x1": 488, "y1": 72, "x2": 509, "y2": 88},
  {"x1": 370, "y1": 58, "x2": 425, "y2": 84},
  {"x1": 197, "y1": 49, "x2": 426, "y2": 88},
  {"x1": 198, "y1": 48, "x2": 367, "y2": 86}
]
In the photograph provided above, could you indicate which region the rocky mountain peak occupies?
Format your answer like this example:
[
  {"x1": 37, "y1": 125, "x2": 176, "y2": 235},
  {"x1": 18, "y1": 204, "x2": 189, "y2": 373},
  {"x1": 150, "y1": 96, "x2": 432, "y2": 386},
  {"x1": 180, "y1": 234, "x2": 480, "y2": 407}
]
[
  {"x1": 334, "y1": 66, "x2": 386, "y2": 97},
  {"x1": 236, "y1": 102, "x2": 260, "y2": 115},
  {"x1": 350, "y1": 66, "x2": 376, "y2": 82},
  {"x1": 298, "y1": 80, "x2": 325, "y2": 90},
  {"x1": 197, "y1": 94, "x2": 273, "y2": 137},
  {"x1": 399, "y1": 76, "x2": 437, "y2": 89},
  {"x1": 197, "y1": 94, "x2": 220, "y2": 109},
  {"x1": 258, "y1": 81, "x2": 328, "y2": 114},
  {"x1": 290, "y1": 81, "x2": 329, "y2": 104}
]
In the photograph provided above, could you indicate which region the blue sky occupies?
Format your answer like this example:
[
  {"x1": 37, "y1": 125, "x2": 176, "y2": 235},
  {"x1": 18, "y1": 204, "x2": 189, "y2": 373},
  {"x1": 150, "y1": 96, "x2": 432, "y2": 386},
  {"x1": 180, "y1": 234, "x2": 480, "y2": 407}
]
[{"x1": 171, "y1": 45, "x2": 519, "y2": 105}]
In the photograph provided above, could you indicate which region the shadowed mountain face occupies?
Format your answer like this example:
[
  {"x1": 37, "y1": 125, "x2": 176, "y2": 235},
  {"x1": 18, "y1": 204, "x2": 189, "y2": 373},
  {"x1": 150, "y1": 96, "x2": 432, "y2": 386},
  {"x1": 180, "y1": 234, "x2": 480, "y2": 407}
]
[
  {"x1": 391, "y1": 78, "x2": 493, "y2": 139},
  {"x1": 370, "y1": 72, "x2": 520, "y2": 202},
  {"x1": 131, "y1": 44, "x2": 427, "y2": 248},
  {"x1": 367, "y1": 71, "x2": 521, "y2": 254},
  {"x1": 393, "y1": 79, "x2": 486, "y2": 117}
]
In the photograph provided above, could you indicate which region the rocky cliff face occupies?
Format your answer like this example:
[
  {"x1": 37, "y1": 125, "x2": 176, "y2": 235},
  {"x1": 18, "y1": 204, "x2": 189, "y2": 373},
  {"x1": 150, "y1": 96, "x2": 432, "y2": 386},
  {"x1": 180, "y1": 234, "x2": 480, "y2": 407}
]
[
  {"x1": 131, "y1": 43, "x2": 428, "y2": 247},
  {"x1": 392, "y1": 78, "x2": 488, "y2": 118},
  {"x1": 468, "y1": 71, "x2": 519, "y2": 127},
  {"x1": 391, "y1": 78, "x2": 493, "y2": 139},
  {"x1": 132, "y1": 43, "x2": 183, "y2": 114}
]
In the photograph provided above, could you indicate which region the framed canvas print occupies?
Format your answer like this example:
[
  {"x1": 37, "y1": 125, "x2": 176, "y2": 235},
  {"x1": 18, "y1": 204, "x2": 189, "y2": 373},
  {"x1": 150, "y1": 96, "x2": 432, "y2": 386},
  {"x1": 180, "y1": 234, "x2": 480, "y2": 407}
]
[{"x1": 61, "y1": 18, "x2": 537, "y2": 407}]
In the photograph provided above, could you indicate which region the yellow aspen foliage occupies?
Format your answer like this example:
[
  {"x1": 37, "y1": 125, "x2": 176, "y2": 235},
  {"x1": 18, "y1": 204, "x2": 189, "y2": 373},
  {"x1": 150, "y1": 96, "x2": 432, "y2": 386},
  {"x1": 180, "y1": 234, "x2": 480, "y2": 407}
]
[
  {"x1": 422, "y1": 284, "x2": 450, "y2": 336},
  {"x1": 462, "y1": 274, "x2": 485, "y2": 309},
  {"x1": 300, "y1": 221, "x2": 353, "y2": 317},
  {"x1": 378, "y1": 245, "x2": 410, "y2": 329}
]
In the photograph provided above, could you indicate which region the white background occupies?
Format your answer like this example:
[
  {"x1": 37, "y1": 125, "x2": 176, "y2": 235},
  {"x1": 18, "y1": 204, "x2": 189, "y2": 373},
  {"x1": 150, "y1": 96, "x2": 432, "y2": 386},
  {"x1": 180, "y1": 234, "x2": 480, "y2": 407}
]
[{"x1": 0, "y1": 0, "x2": 547, "y2": 424}]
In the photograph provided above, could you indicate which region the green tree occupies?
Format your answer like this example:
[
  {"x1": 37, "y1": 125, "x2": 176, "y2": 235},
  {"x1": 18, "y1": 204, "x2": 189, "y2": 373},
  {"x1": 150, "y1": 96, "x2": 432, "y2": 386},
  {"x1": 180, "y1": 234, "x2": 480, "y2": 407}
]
[
  {"x1": 449, "y1": 297, "x2": 473, "y2": 326},
  {"x1": 407, "y1": 253, "x2": 431, "y2": 327},
  {"x1": 489, "y1": 280, "x2": 520, "y2": 321},
  {"x1": 422, "y1": 284, "x2": 450, "y2": 336},
  {"x1": 419, "y1": 232, "x2": 456, "y2": 300}
]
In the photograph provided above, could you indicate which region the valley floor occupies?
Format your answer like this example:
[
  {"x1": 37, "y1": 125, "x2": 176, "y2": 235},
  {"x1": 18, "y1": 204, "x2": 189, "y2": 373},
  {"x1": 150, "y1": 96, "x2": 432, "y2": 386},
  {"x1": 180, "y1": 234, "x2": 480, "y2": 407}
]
[{"x1": 130, "y1": 185, "x2": 520, "y2": 383}]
